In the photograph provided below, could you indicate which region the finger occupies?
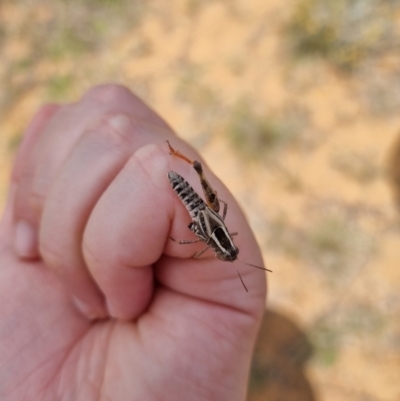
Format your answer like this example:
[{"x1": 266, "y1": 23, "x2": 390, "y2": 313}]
[
  {"x1": 14, "y1": 85, "x2": 171, "y2": 259},
  {"x1": 82, "y1": 144, "x2": 266, "y2": 321},
  {"x1": 82, "y1": 144, "x2": 177, "y2": 320},
  {"x1": 38, "y1": 113, "x2": 175, "y2": 319},
  {"x1": 11, "y1": 104, "x2": 60, "y2": 258},
  {"x1": 15, "y1": 85, "x2": 164, "y2": 224},
  {"x1": 12, "y1": 103, "x2": 60, "y2": 184}
]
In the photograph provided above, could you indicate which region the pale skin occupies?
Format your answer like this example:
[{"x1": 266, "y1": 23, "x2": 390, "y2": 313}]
[{"x1": 0, "y1": 85, "x2": 267, "y2": 401}]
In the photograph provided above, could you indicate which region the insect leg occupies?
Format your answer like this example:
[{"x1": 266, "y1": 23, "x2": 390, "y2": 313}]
[
  {"x1": 192, "y1": 245, "x2": 211, "y2": 258},
  {"x1": 167, "y1": 140, "x2": 193, "y2": 164},
  {"x1": 192, "y1": 161, "x2": 220, "y2": 213},
  {"x1": 219, "y1": 199, "x2": 228, "y2": 220},
  {"x1": 232, "y1": 262, "x2": 249, "y2": 292},
  {"x1": 169, "y1": 236, "x2": 203, "y2": 245}
]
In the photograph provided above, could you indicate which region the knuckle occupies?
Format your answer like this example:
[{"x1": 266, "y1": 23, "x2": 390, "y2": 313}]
[{"x1": 85, "y1": 113, "x2": 136, "y2": 150}]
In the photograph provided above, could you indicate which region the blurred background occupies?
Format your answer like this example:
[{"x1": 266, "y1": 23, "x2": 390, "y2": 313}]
[{"x1": 1, "y1": 0, "x2": 400, "y2": 400}]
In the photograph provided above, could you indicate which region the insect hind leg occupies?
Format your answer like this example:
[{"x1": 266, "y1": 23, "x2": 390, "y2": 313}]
[
  {"x1": 168, "y1": 237, "x2": 210, "y2": 258},
  {"x1": 219, "y1": 199, "x2": 228, "y2": 220}
]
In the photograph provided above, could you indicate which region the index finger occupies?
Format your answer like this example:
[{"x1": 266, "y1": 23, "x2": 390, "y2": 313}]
[{"x1": 82, "y1": 143, "x2": 267, "y2": 320}]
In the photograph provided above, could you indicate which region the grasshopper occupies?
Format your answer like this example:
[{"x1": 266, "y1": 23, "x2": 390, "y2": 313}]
[{"x1": 167, "y1": 141, "x2": 271, "y2": 291}]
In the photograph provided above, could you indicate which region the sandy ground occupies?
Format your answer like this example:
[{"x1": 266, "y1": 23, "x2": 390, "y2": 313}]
[{"x1": 1, "y1": 1, "x2": 400, "y2": 400}]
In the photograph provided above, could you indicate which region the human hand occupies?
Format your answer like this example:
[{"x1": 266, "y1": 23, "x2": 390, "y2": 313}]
[{"x1": 0, "y1": 85, "x2": 267, "y2": 400}]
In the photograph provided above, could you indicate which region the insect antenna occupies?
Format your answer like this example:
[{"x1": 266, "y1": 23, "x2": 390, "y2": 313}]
[
  {"x1": 237, "y1": 258, "x2": 272, "y2": 273},
  {"x1": 239, "y1": 259, "x2": 273, "y2": 272},
  {"x1": 232, "y1": 261, "x2": 249, "y2": 292}
]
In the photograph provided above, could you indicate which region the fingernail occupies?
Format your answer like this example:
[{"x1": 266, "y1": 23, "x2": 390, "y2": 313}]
[
  {"x1": 72, "y1": 296, "x2": 108, "y2": 320},
  {"x1": 15, "y1": 220, "x2": 39, "y2": 259},
  {"x1": 108, "y1": 114, "x2": 132, "y2": 132}
]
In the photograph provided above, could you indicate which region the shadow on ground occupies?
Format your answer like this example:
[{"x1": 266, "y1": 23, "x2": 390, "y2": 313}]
[{"x1": 248, "y1": 309, "x2": 315, "y2": 401}]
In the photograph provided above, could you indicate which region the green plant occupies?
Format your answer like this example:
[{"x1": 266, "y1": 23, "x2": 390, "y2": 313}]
[
  {"x1": 267, "y1": 215, "x2": 305, "y2": 258},
  {"x1": 7, "y1": 132, "x2": 22, "y2": 153},
  {"x1": 49, "y1": 27, "x2": 93, "y2": 60},
  {"x1": 307, "y1": 216, "x2": 352, "y2": 275},
  {"x1": 226, "y1": 102, "x2": 303, "y2": 159},
  {"x1": 267, "y1": 212, "x2": 375, "y2": 282},
  {"x1": 176, "y1": 65, "x2": 219, "y2": 114},
  {"x1": 287, "y1": 0, "x2": 400, "y2": 71},
  {"x1": 47, "y1": 75, "x2": 74, "y2": 99},
  {"x1": 331, "y1": 150, "x2": 379, "y2": 184},
  {"x1": 309, "y1": 320, "x2": 340, "y2": 366}
]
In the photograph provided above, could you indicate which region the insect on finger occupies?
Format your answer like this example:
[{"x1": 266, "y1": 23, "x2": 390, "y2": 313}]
[{"x1": 166, "y1": 142, "x2": 272, "y2": 292}]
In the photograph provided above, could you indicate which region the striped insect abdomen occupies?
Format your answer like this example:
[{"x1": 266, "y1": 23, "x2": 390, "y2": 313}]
[{"x1": 168, "y1": 171, "x2": 206, "y2": 219}]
